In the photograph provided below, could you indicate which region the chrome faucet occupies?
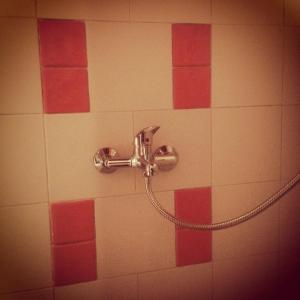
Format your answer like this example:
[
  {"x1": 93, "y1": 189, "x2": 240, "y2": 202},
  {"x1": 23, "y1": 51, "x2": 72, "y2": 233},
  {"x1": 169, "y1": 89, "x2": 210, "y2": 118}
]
[{"x1": 94, "y1": 126, "x2": 178, "y2": 177}]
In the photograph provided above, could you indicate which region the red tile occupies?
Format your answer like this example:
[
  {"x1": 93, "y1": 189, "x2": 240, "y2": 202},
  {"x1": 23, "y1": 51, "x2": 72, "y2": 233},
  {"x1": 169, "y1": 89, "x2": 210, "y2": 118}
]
[
  {"x1": 175, "y1": 187, "x2": 212, "y2": 266},
  {"x1": 51, "y1": 200, "x2": 95, "y2": 245},
  {"x1": 38, "y1": 19, "x2": 87, "y2": 67},
  {"x1": 42, "y1": 67, "x2": 90, "y2": 113},
  {"x1": 173, "y1": 66, "x2": 211, "y2": 109},
  {"x1": 172, "y1": 24, "x2": 211, "y2": 67},
  {"x1": 52, "y1": 241, "x2": 97, "y2": 286},
  {"x1": 176, "y1": 229, "x2": 212, "y2": 266}
]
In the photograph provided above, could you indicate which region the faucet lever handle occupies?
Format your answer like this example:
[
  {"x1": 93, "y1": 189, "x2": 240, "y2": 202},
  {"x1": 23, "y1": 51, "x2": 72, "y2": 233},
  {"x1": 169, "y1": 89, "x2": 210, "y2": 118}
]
[{"x1": 136, "y1": 125, "x2": 160, "y2": 145}]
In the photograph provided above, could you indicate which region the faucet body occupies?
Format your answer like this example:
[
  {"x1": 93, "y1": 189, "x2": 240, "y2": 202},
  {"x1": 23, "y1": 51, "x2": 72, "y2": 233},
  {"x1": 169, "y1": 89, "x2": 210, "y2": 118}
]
[{"x1": 94, "y1": 126, "x2": 178, "y2": 177}]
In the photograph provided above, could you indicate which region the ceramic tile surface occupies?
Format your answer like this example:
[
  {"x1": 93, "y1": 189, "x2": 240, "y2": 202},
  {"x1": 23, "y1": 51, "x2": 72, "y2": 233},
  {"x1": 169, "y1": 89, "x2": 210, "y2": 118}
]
[
  {"x1": 212, "y1": 106, "x2": 281, "y2": 185},
  {"x1": 0, "y1": 115, "x2": 48, "y2": 206},
  {"x1": 212, "y1": 25, "x2": 283, "y2": 107},
  {"x1": 0, "y1": 204, "x2": 52, "y2": 293},
  {"x1": 0, "y1": 18, "x2": 42, "y2": 114},
  {"x1": 45, "y1": 112, "x2": 134, "y2": 201},
  {"x1": 95, "y1": 192, "x2": 175, "y2": 277},
  {"x1": 87, "y1": 22, "x2": 172, "y2": 111}
]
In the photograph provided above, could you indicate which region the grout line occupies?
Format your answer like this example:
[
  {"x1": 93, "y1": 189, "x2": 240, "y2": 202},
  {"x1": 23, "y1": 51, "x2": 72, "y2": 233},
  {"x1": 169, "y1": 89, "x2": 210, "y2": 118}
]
[
  {"x1": 2, "y1": 103, "x2": 300, "y2": 117},
  {"x1": 34, "y1": 0, "x2": 37, "y2": 18},
  {"x1": 0, "y1": 286, "x2": 54, "y2": 297}
]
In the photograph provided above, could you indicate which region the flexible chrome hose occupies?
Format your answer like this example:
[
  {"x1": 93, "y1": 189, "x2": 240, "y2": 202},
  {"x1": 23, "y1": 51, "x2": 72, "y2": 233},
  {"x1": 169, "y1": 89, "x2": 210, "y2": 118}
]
[{"x1": 145, "y1": 173, "x2": 300, "y2": 231}]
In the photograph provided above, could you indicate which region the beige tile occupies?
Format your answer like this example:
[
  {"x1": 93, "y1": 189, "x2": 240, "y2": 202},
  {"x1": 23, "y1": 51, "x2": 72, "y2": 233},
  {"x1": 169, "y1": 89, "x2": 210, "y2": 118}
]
[
  {"x1": 0, "y1": 289, "x2": 53, "y2": 300},
  {"x1": 0, "y1": 115, "x2": 48, "y2": 206},
  {"x1": 0, "y1": 204, "x2": 52, "y2": 293},
  {"x1": 45, "y1": 112, "x2": 134, "y2": 202},
  {"x1": 280, "y1": 221, "x2": 300, "y2": 254},
  {"x1": 37, "y1": 0, "x2": 130, "y2": 21},
  {"x1": 213, "y1": 181, "x2": 280, "y2": 260},
  {"x1": 213, "y1": 254, "x2": 279, "y2": 300},
  {"x1": 138, "y1": 263, "x2": 212, "y2": 300},
  {"x1": 212, "y1": 106, "x2": 281, "y2": 185},
  {"x1": 134, "y1": 109, "x2": 211, "y2": 192},
  {"x1": 0, "y1": 0, "x2": 35, "y2": 17},
  {"x1": 87, "y1": 22, "x2": 172, "y2": 112},
  {"x1": 0, "y1": 18, "x2": 42, "y2": 114},
  {"x1": 55, "y1": 276, "x2": 137, "y2": 300},
  {"x1": 285, "y1": 0, "x2": 300, "y2": 25},
  {"x1": 279, "y1": 251, "x2": 300, "y2": 298},
  {"x1": 95, "y1": 192, "x2": 175, "y2": 277},
  {"x1": 281, "y1": 105, "x2": 300, "y2": 180},
  {"x1": 283, "y1": 27, "x2": 300, "y2": 104},
  {"x1": 212, "y1": 25, "x2": 283, "y2": 107},
  {"x1": 280, "y1": 180, "x2": 300, "y2": 225},
  {"x1": 130, "y1": 0, "x2": 211, "y2": 23},
  {"x1": 212, "y1": 0, "x2": 283, "y2": 24}
]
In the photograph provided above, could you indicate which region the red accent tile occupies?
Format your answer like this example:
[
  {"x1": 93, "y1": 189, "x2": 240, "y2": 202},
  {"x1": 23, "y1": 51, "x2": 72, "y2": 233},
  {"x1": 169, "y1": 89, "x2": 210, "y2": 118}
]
[
  {"x1": 51, "y1": 200, "x2": 95, "y2": 245},
  {"x1": 172, "y1": 24, "x2": 211, "y2": 67},
  {"x1": 176, "y1": 229, "x2": 212, "y2": 266},
  {"x1": 42, "y1": 68, "x2": 90, "y2": 113},
  {"x1": 38, "y1": 19, "x2": 87, "y2": 67},
  {"x1": 175, "y1": 187, "x2": 212, "y2": 266},
  {"x1": 52, "y1": 241, "x2": 97, "y2": 286},
  {"x1": 173, "y1": 66, "x2": 210, "y2": 109}
]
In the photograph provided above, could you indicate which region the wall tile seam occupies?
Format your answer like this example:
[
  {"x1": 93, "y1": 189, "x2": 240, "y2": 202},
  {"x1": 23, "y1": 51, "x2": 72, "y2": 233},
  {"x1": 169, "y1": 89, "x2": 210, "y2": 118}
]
[
  {"x1": 212, "y1": 250, "x2": 280, "y2": 263},
  {"x1": 51, "y1": 239, "x2": 96, "y2": 247},
  {"x1": 212, "y1": 249, "x2": 281, "y2": 263},
  {"x1": 3, "y1": 103, "x2": 296, "y2": 117},
  {"x1": 0, "y1": 287, "x2": 54, "y2": 297}
]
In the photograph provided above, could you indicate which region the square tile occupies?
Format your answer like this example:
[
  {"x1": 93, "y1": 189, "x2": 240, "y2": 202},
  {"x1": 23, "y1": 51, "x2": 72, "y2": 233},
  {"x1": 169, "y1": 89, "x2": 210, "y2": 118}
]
[
  {"x1": 0, "y1": 0, "x2": 35, "y2": 17},
  {"x1": 285, "y1": 0, "x2": 300, "y2": 25},
  {"x1": 0, "y1": 204, "x2": 52, "y2": 293},
  {"x1": 45, "y1": 112, "x2": 134, "y2": 201},
  {"x1": 281, "y1": 105, "x2": 300, "y2": 180},
  {"x1": 37, "y1": 0, "x2": 130, "y2": 21},
  {"x1": 51, "y1": 200, "x2": 95, "y2": 245},
  {"x1": 0, "y1": 18, "x2": 42, "y2": 114},
  {"x1": 87, "y1": 22, "x2": 172, "y2": 111},
  {"x1": 0, "y1": 289, "x2": 53, "y2": 300},
  {"x1": 0, "y1": 115, "x2": 48, "y2": 206},
  {"x1": 212, "y1": 106, "x2": 281, "y2": 185},
  {"x1": 38, "y1": 19, "x2": 87, "y2": 67},
  {"x1": 213, "y1": 181, "x2": 280, "y2": 260},
  {"x1": 279, "y1": 252, "x2": 300, "y2": 299},
  {"x1": 213, "y1": 254, "x2": 279, "y2": 300},
  {"x1": 131, "y1": 0, "x2": 211, "y2": 23},
  {"x1": 212, "y1": 0, "x2": 283, "y2": 24},
  {"x1": 176, "y1": 230, "x2": 212, "y2": 266},
  {"x1": 212, "y1": 25, "x2": 283, "y2": 107},
  {"x1": 134, "y1": 109, "x2": 211, "y2": 192},
  {"x1": 138, "y1": 263, "x2": 212, "y2": 300},
  {"x1": 95, "y1": 192, "x2": 175, "y2": 277},
  {"x1": 280, "y1": 220, "x2": 300, "y2": 254},
  {"x1": 173, "y1": 66, "x2": 210, "y2": 109},
  {"x1": 42, "y1": 68, "x2": 90, "y2": 113},
  {"x1": 172, "y1": 24, "x2": 211, "y2": 66},
  {"x1": 175, "y1": 188, "x2": 211, "y2": 224},
  {"x1": 283, "y1": 27, "x2": 300, "y2": 104},
  {"x1": 55, "y1": 276, "x2": 138, "y2": 300},
  {"x1": 53, "y1": 241, "x2": 97, "y2": 286},
  {"x1": 175, "y1": 188, "x2": 212, "y2": 266},
  {"x1": 279, "y1": 180, "x2": 300, "y2": 226}
]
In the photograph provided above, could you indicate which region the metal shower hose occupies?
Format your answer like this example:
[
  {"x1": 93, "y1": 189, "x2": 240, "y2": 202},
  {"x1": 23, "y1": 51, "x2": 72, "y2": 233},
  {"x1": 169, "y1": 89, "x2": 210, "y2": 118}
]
[{"x1": 145, "y1": 173, "x2": 300, "y2": 231}]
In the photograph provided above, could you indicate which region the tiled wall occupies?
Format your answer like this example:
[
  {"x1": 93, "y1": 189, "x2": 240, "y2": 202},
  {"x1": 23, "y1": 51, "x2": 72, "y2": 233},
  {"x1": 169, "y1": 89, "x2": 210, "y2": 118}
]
[{"x1": 0, "y1": 1, "x2": 299, "y2": 299}]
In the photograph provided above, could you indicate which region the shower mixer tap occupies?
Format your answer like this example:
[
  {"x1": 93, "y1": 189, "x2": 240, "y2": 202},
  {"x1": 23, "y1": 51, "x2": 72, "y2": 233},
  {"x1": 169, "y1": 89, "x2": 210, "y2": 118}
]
[{"x1": 93, "y1": 126, "x2": 178, "y2": 177}]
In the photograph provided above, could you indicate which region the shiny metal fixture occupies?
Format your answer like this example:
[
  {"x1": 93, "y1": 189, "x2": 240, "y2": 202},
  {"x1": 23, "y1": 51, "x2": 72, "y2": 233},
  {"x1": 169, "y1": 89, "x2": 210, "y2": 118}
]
[
  {"x1": 93, "y1": 125, "x2": 300, "y2": 231},
  {"x1": 94, "y1": 126, "x2": 179, "y2": 177}
]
